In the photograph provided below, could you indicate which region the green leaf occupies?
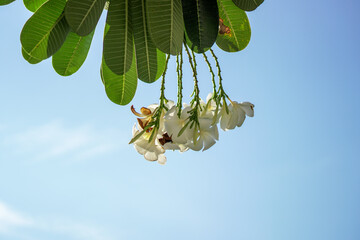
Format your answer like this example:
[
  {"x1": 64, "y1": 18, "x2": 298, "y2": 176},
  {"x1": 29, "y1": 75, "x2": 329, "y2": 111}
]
[
  {"x1": 216, "y1": 0, "x2": 251, "y2": 52},
  {"x1": 100, "y1": 52, "x2": 137, "y2": 106},
  {"x1": 22, "y1": 48, "x2": 42, "y2": 64},
  {"x1": 23, "y1": 0, "x2": 48, "y2": 12},
  {"x1": 182, "y1": 0, "x2": 219, "y2": 53},
  {"x1": 52, "y1": 30, "x2": 94, "y2": 76},
  {"x1": 20, "y1": 0, "x2": 70, "y2": 60},
  {"x1": 131, "y1": 0, "x2": 165, "y2": 83},
  {"x1": 232, "y1": 0, "x2": 264, "y2": 11},
  {"x1": 65, "y1": 0, "x2": 106, "y2": 36},
  {"x1": 47, "y1": 14, "x2": 71, "y2": 56},
  {"x1": 0, "y1": 0, "x2": 15, "y2": 5},
  {"x1": 103, "y1": 0, "x2": 133, "y2": 75},
  {"x1": 146, "y1": 0, "x2": 184, "y2": 55}
]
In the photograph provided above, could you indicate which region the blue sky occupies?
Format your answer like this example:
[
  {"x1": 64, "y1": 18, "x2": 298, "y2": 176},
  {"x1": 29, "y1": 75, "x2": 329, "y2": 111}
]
[{"x1": 1, "y1": 0, "x2": 360, "y2": 240}]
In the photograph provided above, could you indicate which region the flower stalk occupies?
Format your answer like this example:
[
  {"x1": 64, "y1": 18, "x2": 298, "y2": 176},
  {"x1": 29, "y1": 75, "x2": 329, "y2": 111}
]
[
  {"x1": 176, "y1": 50, "x2": 183, "y2": 118},
  {"x1": 210, "y1": 48, "x2": 229, "y2": 114},
  {"x1": 129, "y1": 48, "x2": 255, "y2": 165},
  {"x1": 184, "y1": 43, "x2": 201, "y2": 129}
]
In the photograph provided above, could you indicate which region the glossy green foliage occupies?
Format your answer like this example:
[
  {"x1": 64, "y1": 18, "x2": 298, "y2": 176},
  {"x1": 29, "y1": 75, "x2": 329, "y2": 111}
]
[
  {"x1": 146, "y1": 0, "x2": 184, "y2": 55},
  {"x1": 47, "y1": 15, "x2": 71, "y2": 56},
  {"x1": 103, "y1": 0, "x2": 133, "y2": 75},
  {"x1": 20, "y1": 0, "x2": 69, "y2": 60},
  {"x1": 13, "y1": 0, "x2": 263, "y2": 106},
  {"x1": 23, "y1": 0, "x2": 48, "y2": 12},
  {"x1": 0, "y1": 0, "x2": 15, "y2": 5},
  {"x1": 232, "y1": 0, "x2": 264, "y2": 11},
  {"x1": 216, "y1": 0, "x2": 251, "y2": 52},
  {"x1": 65, "y1": 0, "x2": 106, "y2": 36},
  {"x1": 182, "y1": 0, "x2": 218, "y2": 53},
  {"x1": 101, "y1": 54, "x2": 137, "y2": 105},
  {"x1": 131, "y1": 0, "x2": 166, "y2": 83},
  {"x1": 52, "y1": 30, "x2": 94, "y2": 76}
]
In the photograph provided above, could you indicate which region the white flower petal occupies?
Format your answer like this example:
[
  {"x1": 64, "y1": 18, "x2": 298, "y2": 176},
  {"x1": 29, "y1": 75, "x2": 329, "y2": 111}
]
[
  {"x1": 147, "y1": 104, "x2": 158, "y2": 112},
  {"x1": 157, "y1": 154, "x2": 167, "y2": 165},
  {"x1": 178, "y1": 144, "x2": 189, "y2": 152},
  {"x1": 144, "y1": 151, "x2": 158, "y2": 161},
  {"x1": 163, "y1": 142, "x2": 180, "y2": 150},
  {"x1": 219, "y1": 107, "x2": 230, "y2": 131},
  {"x1": 181, "y1": 106, "x2": 192, "y2": 119},
  {"x1": 202, "y1": 133, "x2": 217, "y2": 151},
  {"x1": 212, "y1": 125, "x2": 219, "y2": 140},
  {"x1": 132, "y1": 124, "x2": 139, "y2": 136},
  {"x1": 187, "y1": 139, "x2": 203, "y2": 151},
  {"x1": 236, "y1": 110, "x2": 246, "y2": 127},
  {"x1": 206, "y1": 93, "x2": 213, "y2": 103},
  {"x1": 165, "y1": 100, "x2": 175, "y2": 109},
  {"x1": 175, "y1": 127, "x2": 194, "y2": 144},
  {"x1": 226, "y1": 108, "x2": 239, "y2": 130},
  {"x1": 199, "y1": 118, "x2": 212, "y2": 129},
  {"x1": 134, "y1": 144, "x2": 147, "y2": 155},
  {"x1": 240, "y1": 102, "x2": 254, "y2": 117}
]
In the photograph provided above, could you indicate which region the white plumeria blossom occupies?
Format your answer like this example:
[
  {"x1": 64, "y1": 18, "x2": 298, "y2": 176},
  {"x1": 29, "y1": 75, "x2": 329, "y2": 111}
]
[
  {"x1": 132, "y1": 124, "x2": 167, "y2": 165},
  {"x1": 186, "y1": 118, "x2": 219, "y2": 151},
  {"x1": 163, "y1": 105, "x2": 193, "y2": 152},
  {"x1": 199, "y1": 93, "x2": 218, "y2": 123},
  {"x1": 220, "y1": 101, "x2": 254, "y2": 131},
  {"x1": 130, "y1": 94, "x2": 254, "y2": 164},
  {"x1": 131, "y1": 101, "x2": 175, "y2": 165},
  {"x1": 182, "y1": 93, "x2": 219, "y2": 151}
]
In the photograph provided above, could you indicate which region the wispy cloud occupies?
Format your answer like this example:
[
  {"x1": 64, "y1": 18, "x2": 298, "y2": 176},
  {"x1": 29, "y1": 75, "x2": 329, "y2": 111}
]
[
  {"x1": 2, "y1": 120, "x2": 125, "y2": 162},
  {"x1": 0, "y1": 201, "x2": 32, "y2": 233},
  {"x1": 0, "y1": 201, "x2": 113, "y2": 240}
]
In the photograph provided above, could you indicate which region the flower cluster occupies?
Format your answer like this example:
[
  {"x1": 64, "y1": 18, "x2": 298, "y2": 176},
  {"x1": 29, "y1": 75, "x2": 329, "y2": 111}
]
[{"x1": 130, "y1": 94, "x2": 254, "y2": 165}]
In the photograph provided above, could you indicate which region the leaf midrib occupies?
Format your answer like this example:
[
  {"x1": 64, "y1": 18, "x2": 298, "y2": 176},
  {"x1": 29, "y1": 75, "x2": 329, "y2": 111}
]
[
  {"x1": 195, "y1": 0, "x2": 202, "y2": 48},
  {"x1": 22, "y1": 47, "x2": 42, "y2": 61},
  {"x1": 64, "y1": 34, "x2": 83, "y2": 75},
  {"x1": 170, "y1": 0, "x2": 174, "y2": 53},
  {"x1": 121, "y1": 0, "x2": 129, "y2": 103},
  {"x1": 141, "y1": 0, "x2": 151, "y2": 81},
  {"x1": 28, "y1": 12, "x2": 65, "y2": 56},
  {"x1": 219, "y1": 1, "x2": 240, "y2": 47},
  {"x1": 74, "y1": 0, "x2": 98, "y2": 33}
]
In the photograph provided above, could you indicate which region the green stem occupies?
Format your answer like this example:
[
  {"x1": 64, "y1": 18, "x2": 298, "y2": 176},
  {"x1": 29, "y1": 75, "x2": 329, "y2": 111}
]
[
  {"x1": 148, "y1": 54, "x2": 170, "y2": 142},
  {"x1": 159, "y1": 54, "x2": 171, "y2": 109},
  {"x1": 210, "y1": 48, "x2": 230, "y2": 113},
  {"x1": 202, "y1": 52, "x2": 217, "y2": 98},
  {"x1": 184, "y1": 43, "x2": 200, "y2": 128},
  {"x1": 176, "y1": 51, "x2": 183, "y2": 117},
  {"x1": 184, "y1": 44, "x2": 200, "y2": 105}
]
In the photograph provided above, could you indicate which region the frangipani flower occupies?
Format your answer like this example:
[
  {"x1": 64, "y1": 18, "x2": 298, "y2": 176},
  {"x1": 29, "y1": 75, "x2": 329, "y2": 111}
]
[
  {"x1": 199, "y1": 93, "x2": 218, "y2": 122},
  {"x1": 130, "y1": 96, "x2": 253, "y2": 164},
  {"x1": 131, "y1": 105, "x2": 153, "y2": 131},
  {"x1": 130, "y1": 101, "x2": 175, "y2": 165},
  {"x1": 163, "y1": 106, "x2": 192, "y2": 152},
  {"x1": 220, "y1": 101, "x2": 254, "y2": 131},
  {"x1": 126, "y1": 39, "x2": 256, "y2": 165},
  {"x1": 132, "y1": 124, "x2": 166, "y2": 165},
  {"x1": 186, "y1": 118, "x2": 219, "y2": 151}
]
